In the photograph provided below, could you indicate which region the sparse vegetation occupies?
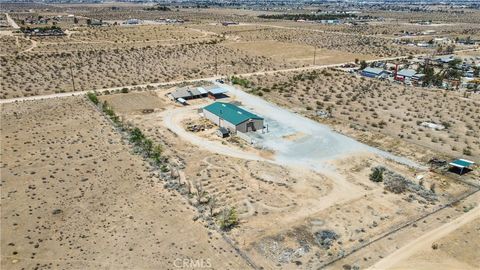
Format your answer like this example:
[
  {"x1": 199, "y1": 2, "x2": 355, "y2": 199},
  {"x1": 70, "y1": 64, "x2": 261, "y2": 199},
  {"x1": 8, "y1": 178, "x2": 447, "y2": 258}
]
[{"x1": 218, "y1": 207, "x2": 239, "y2": 230}]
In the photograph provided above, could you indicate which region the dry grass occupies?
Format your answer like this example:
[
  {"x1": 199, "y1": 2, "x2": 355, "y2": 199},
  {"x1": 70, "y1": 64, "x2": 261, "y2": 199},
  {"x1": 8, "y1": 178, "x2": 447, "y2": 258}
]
[{"x1": 0, "y1": 41, "x2": 291, "y2": 98}]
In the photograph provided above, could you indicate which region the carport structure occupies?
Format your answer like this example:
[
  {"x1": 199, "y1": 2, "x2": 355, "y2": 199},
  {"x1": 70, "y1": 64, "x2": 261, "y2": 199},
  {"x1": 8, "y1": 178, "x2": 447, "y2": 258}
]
[{"x1": 449, "y1": 159, "x2": 475, "y2": 174}]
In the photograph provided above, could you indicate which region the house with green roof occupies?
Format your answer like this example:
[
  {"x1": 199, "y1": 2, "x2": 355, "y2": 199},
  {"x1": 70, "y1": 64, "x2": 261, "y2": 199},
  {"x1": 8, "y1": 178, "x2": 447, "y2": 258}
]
[{"x1": 202, "y1": 102, "x2": 264, "y2": 133}]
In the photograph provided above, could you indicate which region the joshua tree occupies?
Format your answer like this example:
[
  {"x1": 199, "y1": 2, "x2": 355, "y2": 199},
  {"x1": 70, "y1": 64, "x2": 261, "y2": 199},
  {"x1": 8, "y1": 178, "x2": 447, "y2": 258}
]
[
  {"x1": 194, "y1": 181, "x2": 207, "y2": 205},
  {"x1": 207, "y1": 196, "x2": 218, "y2": 217}
]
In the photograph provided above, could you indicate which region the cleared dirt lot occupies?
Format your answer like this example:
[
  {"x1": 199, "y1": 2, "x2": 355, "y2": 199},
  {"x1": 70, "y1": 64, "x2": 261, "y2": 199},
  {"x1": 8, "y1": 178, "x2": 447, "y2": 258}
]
[
  {"x1": 0, "y1": 97, "x2": 250, "y2": 269},
  {"x1": 193, "y1": 24, "x2": 428, "y2": 58},
  {"x1": 223, "y1": 40, "x2": 375, "y2": 66},
  {"x1": 2, "y1": 4, "x2": 479, "y2": 269}
]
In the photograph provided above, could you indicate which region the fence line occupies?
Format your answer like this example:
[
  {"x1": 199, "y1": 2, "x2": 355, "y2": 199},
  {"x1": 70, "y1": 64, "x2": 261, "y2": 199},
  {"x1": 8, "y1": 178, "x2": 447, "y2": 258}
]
[{"x1": 318, "y1": 187, "x2": 480, "y2": 269}]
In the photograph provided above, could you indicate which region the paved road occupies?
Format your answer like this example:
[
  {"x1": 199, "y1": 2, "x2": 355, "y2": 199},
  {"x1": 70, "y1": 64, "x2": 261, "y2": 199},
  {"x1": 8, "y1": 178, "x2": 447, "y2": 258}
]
[
  {"x1": 369, "y1": 205, "x2": 480, "y2": 270},
  {"x1": 5, "y1": 13, "x2": 19, "y2": 29}
]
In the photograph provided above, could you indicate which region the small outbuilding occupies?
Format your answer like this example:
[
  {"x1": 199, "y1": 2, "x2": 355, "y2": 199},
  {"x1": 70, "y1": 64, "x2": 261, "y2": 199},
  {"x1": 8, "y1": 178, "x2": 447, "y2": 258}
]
[
  {"x1": 395, "y1": 69, "x2": 417, "y2": 81},
  {"x1": 216, "y1": 127, "x2": 229, "y2": 138},
  {"x1": 203, "y1": 102, "x2": 263, "y2": 133},
  {"x1": 361, "y1": 67, "x2": 388, "y2": 78}
]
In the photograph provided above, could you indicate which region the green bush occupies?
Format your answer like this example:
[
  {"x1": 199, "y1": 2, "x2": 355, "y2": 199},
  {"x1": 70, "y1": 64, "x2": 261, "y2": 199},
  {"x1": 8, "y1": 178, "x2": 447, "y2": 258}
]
[
  {"x1": 369, "y1": 167, "x2": 384, "y2": 182},
  {"x1": 218, "y1": 207, "x2": 239, "y2": 230},
  {"x1": 86, "y1": 92, "x2": 99, "y2": 105},
  {"x1": 231, "y1": 76, "x2": 251, "y2": 88}
]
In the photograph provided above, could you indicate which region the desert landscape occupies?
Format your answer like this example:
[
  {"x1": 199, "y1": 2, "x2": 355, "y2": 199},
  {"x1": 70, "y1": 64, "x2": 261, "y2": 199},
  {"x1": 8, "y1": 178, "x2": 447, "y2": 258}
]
[{"x1": 1, "y1": 1, "x2": 479, "y2": 270}]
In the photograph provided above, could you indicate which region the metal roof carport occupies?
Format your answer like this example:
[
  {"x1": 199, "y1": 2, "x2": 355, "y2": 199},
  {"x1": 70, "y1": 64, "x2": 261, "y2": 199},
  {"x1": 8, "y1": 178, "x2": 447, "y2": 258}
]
[{"x1": 449, "y1": 159, "x2": 475, "y2": 174}]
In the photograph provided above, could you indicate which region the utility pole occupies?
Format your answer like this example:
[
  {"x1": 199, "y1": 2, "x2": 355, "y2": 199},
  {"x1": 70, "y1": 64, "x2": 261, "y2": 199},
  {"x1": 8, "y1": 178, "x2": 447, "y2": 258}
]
[
  {"x1": 313, "y1": 46, "x2": 316, "y2": 66},
  {"x1": 68, "y1": 62, "x2": 76, "y2": 92},
  {"x1": 215, "y1": 53, "x2": 218, "y2": 76}
]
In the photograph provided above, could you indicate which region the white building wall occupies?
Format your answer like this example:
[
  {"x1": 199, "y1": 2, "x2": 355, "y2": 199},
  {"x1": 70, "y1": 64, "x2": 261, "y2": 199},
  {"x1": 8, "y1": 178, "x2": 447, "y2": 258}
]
[{"x1": 203, "y1": 109, "x2": 237, "y2": 132}]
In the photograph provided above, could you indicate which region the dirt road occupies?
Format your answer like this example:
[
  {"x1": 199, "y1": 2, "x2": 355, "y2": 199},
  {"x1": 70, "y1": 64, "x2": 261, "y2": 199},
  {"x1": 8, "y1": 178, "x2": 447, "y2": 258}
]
[
  {"x1": 161, "y1": 105, "x2": 267, "y2": 162},
  {"x1": 1, "y1": 48, "x2": 476, "y2": 105},
  {"x1": 369, "y1": 206, "x2": 480, "y2": 270},
  {"x1": 0, "y1": 55, "x2": 422, "y2": 104},
  {"x1": 160, "y1": 98, "x2": 370, "y2": 231},
  {"x1": 5, "y1": 13, "x2": 19, "y2": 29}
]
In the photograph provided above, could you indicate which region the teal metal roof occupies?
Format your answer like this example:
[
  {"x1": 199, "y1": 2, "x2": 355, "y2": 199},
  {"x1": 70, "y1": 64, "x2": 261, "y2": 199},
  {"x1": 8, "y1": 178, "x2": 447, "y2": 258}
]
[
  {"x1": 449, "y1": 159, "x2": 475, "y2": 168},
  {"x1": 203, "y1": 102, "x2": 263, "y2": 125}
]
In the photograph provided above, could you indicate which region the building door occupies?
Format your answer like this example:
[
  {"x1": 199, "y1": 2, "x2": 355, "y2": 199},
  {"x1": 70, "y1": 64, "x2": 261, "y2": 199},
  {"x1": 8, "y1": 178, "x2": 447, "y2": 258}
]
[{"x1": 246, "y1": 121, "x2": 255, "y2": 132}]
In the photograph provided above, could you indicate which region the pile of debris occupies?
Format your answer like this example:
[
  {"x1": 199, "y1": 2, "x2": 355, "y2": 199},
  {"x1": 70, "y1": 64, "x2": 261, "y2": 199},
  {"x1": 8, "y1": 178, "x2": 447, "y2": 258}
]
[
  {"x1": 372, "y1": 166, "x2": 437, "y2": 201},
  {"x1": 185, "y1": 120, "x2": 214, "y2": 132},
  {"x1": 420, "y1": 121, "x2": 445, "y2": 130},
  {"x1": 316, "y1": 110, "x2": 331, "y2": 119},
  {"x1": 314, "y1": 230, "x2": 339, "y2": 249}
]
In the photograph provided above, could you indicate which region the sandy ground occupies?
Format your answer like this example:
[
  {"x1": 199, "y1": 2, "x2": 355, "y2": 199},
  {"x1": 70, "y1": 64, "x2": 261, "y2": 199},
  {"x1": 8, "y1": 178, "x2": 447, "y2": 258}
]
[
  {"x1": 2, "y1": 5, "x2": 479, "y2": 269},
  {"x1": 95, "y1": 90, "x2": 474, "y2": 269},
  {"x1": 370, "y1": 207, "x2": 480, "y2": 270},
  {"x1": 223, "y1": 40, "x2": 375, "y2": 66},
  {"x1": 0, "y1": 97, "x2": 251, "y2": 269}
]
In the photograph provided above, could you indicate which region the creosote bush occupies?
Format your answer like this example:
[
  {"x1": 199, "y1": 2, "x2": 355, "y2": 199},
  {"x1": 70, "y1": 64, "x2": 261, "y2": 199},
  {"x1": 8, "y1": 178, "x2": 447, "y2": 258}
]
[{"x1": 369, "y1": 166, "x2": 384, "y2": 182}]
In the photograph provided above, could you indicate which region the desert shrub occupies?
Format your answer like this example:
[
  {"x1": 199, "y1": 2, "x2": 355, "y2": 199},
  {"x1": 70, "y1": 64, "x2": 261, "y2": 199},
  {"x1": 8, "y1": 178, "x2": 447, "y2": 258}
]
[
  {"x1": 384, "y1": 173, "x2": 408, "y2": 194},
  {"x1": 86, "y1": 92, "x2": 98, "y2": 104},
  {"x1": 369, "y1": 166, "x2": 384, "y2": 182},
  {"x1": 231, "y1": 76, "x2": 251, "y2": 88},
  {"x1": 129, "y1": 127, "x2": 145, "y2": 144},
  {"x1": 218, "y1": 207, "x2": 239, "y2": 231}
]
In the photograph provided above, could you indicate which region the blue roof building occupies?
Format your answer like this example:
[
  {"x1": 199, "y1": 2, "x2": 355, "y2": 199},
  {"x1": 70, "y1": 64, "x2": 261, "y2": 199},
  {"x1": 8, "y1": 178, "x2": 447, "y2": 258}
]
[{"x1": 361, "y1": 67, "x2": 388, "y2": 78}]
